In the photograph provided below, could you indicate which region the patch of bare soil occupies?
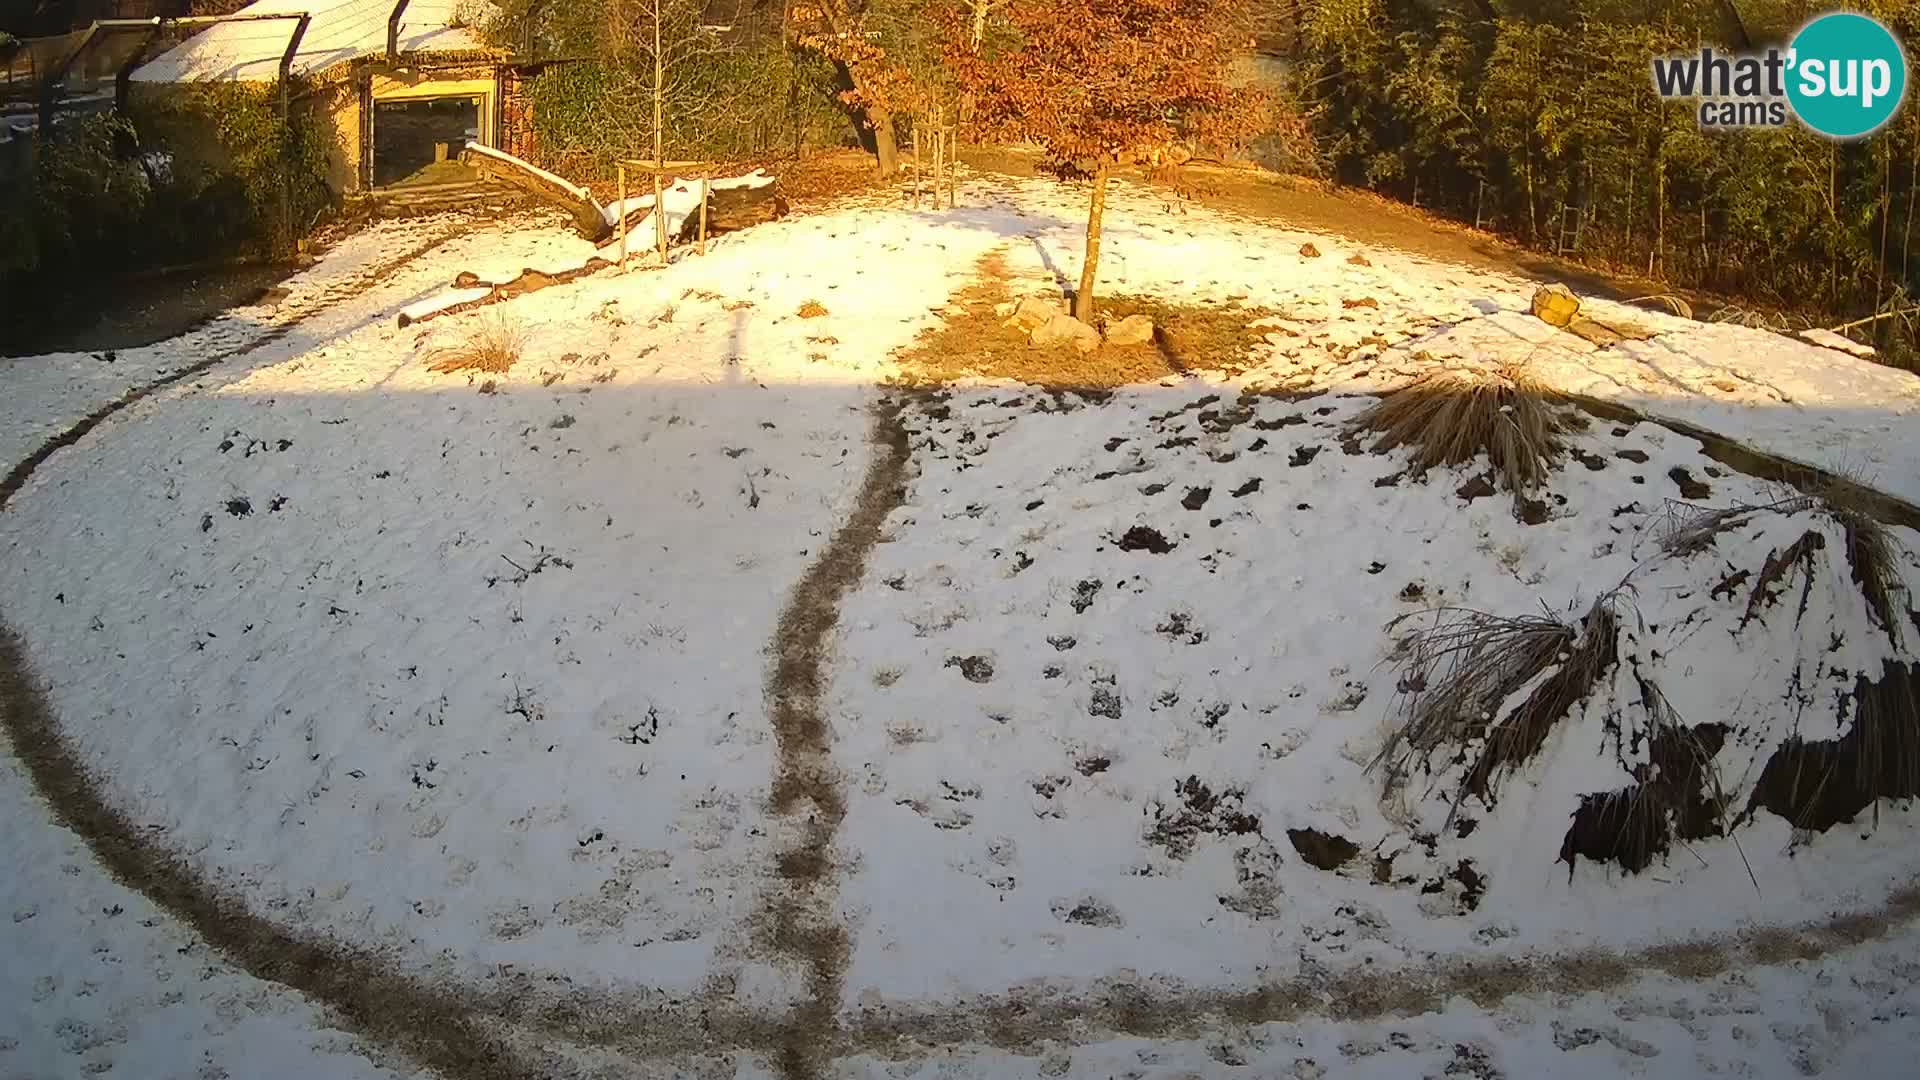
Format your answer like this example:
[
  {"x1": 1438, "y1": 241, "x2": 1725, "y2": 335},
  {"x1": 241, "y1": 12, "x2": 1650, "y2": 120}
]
[
  {"x1": 896, "y1": 251, "x2": 1273, "y2": 390},
  {"x1": 759, "y1": 394, "x2": 915, "y2": 1079},
  {"x1": 843, "y1": 885, "x2": 1920, "y2": 1055}
]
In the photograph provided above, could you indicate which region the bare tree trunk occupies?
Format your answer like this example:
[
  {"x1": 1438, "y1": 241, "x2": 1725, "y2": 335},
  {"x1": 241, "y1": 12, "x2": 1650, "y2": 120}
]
[
  {"x1": 910, "y1": 119, "x2": 921, "y2": 207},
  {"x1": 653, "y1": 0, "x2": 668, "y2": 263},
  {"x1": 1652, "y1": 153, "x2": 1665, "y2": 278},
  {"x1": 698, "y1": 177, "x2": 709, "y2": 255},
  {"x1": 1829, "y1": 145, "x2": 1839, "y2": 306},
  {"x1": 1074, "y1": 165, "x2": 1109, "y2": 323},
  {"x1": 1878, "y1": 150, "x2": 1892, "y2": 310},
  {"x1": 871, "y1": 106, "x2": 899, "y2": 178},
  {"x1": 947, "y1": 120, "x2": 958, "y2": 208},
  {"x1": 1525, "y1": 146, "x2": 1538, "y2": 242},
  {"x1": 1904, "y1": 128, "x2": 1918, "y2": 280}
]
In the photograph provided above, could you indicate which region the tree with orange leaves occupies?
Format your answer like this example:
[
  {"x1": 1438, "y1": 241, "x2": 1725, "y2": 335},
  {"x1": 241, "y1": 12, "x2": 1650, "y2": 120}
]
[
  {"x1": 947, "y1": 0, "x2": 1270, "y2": 322},
  {"x1": 791, "y1": 0, "x2": 927, "y2": 178}
]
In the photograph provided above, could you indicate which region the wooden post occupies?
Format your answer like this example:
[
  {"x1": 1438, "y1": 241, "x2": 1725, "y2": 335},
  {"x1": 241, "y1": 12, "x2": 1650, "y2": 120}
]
[
  {"x1": 653, "y1": 169, "x2": 667, "y2": 263},
  {"x1": 698, "y1": 178, "x2": 710, "y2": 255},
  {"x1": 911, "y1": 121, "x2": 922, "y2": 207},
  {"x1": 947, "y1": 120, "x2": 957, "y2": 208},
  {"x1": 618, "y1": 163, "x2": 628, "y2": 267}
]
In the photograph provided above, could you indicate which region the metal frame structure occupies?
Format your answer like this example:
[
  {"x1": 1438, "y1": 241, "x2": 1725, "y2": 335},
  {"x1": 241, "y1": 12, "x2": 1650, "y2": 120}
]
[{"x1": 31, "y1": 11, "x2": 315, "y2": 130}]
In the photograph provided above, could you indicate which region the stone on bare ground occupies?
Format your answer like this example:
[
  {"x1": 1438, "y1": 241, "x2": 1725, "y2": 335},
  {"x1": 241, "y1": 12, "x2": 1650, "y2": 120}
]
[
  {"x1": 1106, "y1": 314, "x2": 1155, "y2": 347},
  {"x1": 1033, "y1": 313, "x2": 1102, "y2": 353},
  {"x1": 1006, "y1": 296, "x2": 1067, "y2": 333}
]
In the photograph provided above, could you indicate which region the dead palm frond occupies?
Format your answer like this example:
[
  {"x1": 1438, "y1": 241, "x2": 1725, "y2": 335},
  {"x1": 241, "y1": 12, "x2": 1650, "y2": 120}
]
[
  {"x1": 1707, "y1": 305, "x2": 1793, "y2": 331},
  {"x1": 1655, "y1": 495, "x2": 1816, "y2": 557},
  {"x1": 1560, "y1": 673, "x2": 1754, "y2": 885},
  {"x1": 1748, "y1": 660, "x2": 1920, "y2": 832},
  {"x1": 1625, "y1": 293, "x2": 1693, "y2": 319},
  {"x1": 1351, "y1": 363, "x2": 1573, "y2": 493},
  {"x1": 1375, "y1": 592, "x2": 1628, "y2": 821},
  {"x1": 425, "y1": 315, "x2": 526, "y2": 374},
  {"x1": 1658, "y1": 487, "x2": 1909, "y2": 645},
  {"x1": 1831, "y1": 502, "x2": 1911, "y2": 647}
]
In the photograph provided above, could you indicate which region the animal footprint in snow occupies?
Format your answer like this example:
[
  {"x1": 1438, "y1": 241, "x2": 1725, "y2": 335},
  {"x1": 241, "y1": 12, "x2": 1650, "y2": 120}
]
[
  {"x1": 1261, "y1": 728, "x2": 1308, "y2": 759},
  {"x1": 444, "y1": 856, "x2": 478, "y2": 887},
  {"x1": 1323, "y1": 681, "x2": 1368, "y2": 712},
  {"x1": 896, "y1": 797, "x2": 973, "y2": 830},
  {"x1": 1050, "y1": 895, "x2": 1124, "y2": 928},
  {"x1": 488, "y1": 906, "x2": 543, "y2": 941}
]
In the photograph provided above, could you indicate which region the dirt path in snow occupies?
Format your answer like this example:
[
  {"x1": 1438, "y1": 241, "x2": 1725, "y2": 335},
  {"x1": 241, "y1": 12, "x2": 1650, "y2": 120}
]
[{"x1": 760, "y1": 394, "x2": 915, "y2": 1079}]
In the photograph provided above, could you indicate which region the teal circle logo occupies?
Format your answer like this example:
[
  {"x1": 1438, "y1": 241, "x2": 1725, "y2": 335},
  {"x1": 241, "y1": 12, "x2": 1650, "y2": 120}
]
[{"x1": 1786, "y1": 13, "x2": 1907, "y2": 138}]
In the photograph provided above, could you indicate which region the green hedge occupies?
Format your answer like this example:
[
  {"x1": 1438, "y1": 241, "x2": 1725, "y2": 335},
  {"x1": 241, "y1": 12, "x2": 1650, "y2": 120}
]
[
  {"x1": 127, "y1": 82, "x2": 331, "y2": 259},
  {"x1": 0, "y1": 84, "x2": 329, "y2": 298}
]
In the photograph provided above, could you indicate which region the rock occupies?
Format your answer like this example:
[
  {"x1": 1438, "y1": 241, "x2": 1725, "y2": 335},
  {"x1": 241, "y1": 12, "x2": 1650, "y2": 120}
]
[
  {"x1": 1032, "y1": 313, "x2": 1101, "y2": 353},
  {"x1": 1105, "y1": 313, "x2": 1155, "y2": 346},
  {"x1": 1531, "y1": 283, "x2": 1582, "y2": 327},
  {"x1": 1299, "y1": 242, "x2": 1322, "y2": 258},
  {"x1": 1006, "y1": 295, "x2": 1066, "y2": 332}
]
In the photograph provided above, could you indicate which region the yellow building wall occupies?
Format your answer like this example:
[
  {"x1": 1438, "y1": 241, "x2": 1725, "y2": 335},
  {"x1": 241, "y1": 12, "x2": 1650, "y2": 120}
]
[{"x1": 316, "y1": 81, "x2": 362, "y2": 197}]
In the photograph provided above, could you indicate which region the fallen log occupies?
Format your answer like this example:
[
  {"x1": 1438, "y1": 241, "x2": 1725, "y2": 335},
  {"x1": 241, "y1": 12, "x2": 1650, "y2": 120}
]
[
  {"x1": 398, "y1": 258, "x2": 615, "y2": 328},
  {"x1": 676, "y1": 183, "x2": 789, "y2": 244},
  {"x1": 460, "y1": 145, "x2": 610, "y2": 242}
]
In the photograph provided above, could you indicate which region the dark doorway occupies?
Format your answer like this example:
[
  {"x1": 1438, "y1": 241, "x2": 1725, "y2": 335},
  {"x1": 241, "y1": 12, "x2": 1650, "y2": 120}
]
[{"x1": 372, "y1": 96, "x2": 481, "y2": 188}]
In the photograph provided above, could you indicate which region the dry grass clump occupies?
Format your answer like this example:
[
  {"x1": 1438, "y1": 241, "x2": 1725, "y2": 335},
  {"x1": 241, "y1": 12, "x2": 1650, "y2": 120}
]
[
  {"x1": 1351, "y1": 364, "x2": 1573, "y2": 492},
  {"x1": 1375, "y1": 592, "x2": 1627, "y2": 821},
  {"x1": 425, "y1": 315, "x2": 526, "y2": 374},
  {"x1": 1625, "y1": 293, "x2": 1694, "y2": 319},
  {"x1": 893, "y1": 251, "x2": 1274, "y2": 390},
  {"x1": 797, "y1": 300, "x2": 830, "y2": 319}
]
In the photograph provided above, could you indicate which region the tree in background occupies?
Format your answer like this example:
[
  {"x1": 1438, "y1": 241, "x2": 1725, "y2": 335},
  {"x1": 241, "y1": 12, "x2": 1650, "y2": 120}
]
[
  {"x1": 1293, "y1": 0, "x2": 1920, "y2": 364},
  {"x1": 790, "y1": 0, "x2": 923, "y2": 177},
  {"x1": 948, "y1": 0, "x2": 1269, "y2": 322}
]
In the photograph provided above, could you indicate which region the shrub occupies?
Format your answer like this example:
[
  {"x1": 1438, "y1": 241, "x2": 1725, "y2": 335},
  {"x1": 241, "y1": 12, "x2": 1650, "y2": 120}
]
[{"x1": 126, "y1": 83, "x2": 330, "y2": 260}]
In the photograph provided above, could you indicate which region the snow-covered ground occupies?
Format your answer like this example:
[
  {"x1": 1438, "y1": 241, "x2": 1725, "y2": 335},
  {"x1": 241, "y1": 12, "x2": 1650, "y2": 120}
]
[{"x1": 3, "y1": 172, "x2": 1918, "y2": 1078}]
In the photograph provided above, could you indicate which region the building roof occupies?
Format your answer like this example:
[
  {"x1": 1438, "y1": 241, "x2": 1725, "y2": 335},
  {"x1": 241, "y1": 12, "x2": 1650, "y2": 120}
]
[{"x1": 132, "y1": 0, "x2": 495, "y2": 83}]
